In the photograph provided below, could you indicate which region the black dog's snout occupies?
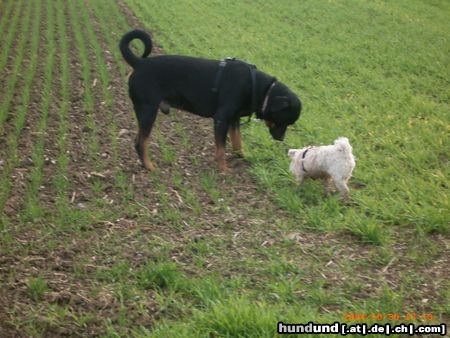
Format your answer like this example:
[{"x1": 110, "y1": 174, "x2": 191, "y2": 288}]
[
  {"x1": 272, "y1": 133, "x2": 285, "y2": 141},
  {"x1": 269, "y1": 125, "x2": 287, "y2": 141}
]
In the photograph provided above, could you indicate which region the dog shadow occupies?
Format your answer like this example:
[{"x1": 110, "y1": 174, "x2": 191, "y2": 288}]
[
  {"x1": 292, "y1": 181, "x2": 325, "y2": 206},
  {"x1": 289, "y1": 177, "x2": 365, "y2": 207}
]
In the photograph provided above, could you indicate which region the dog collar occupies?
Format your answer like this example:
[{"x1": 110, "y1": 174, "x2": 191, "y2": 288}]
[
  {"x1": 241, "y1": 78, "x2": 277, "y2": 126},
  {"x1": 260, "y1": 80, "x2": 277, "y2": 118},
  {"x1": 301, "y1": 147, "x2": 311, "y2": 172}
]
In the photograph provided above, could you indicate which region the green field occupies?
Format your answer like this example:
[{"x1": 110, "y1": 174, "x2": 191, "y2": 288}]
[{"x1": 0, "y1": 0, "x2": 448, "y2": 336}]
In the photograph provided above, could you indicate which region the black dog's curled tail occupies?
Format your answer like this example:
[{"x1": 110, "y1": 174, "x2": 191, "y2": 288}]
[{"x1": 119, "y1": 29, "x2": 152, "y2": 68}]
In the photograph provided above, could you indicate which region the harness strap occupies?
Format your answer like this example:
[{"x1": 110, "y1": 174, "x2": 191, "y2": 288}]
[
  {"x1": 212, "y1": 58, "x2": 234, "y2": 93},
  {"x1": 241, "y1": 63, "x2": 258, "y2": 125},
  {"x1": 211, "y1": 58, "x2": 275, "y2": 126},
  {"x1": 249, "y1": 64, "x2": 257, "y2": 114}
]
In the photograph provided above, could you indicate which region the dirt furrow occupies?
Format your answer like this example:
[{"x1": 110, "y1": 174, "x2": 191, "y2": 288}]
[
  {"x1": 0, "y1": 0, "x2": 24, "y2": 72},
  {"x1": 0, "y1": 2, "x2": 128, "y2": 334},
  {"x1": 0, "y1": 0, "x2": 14, "y2": 23},
  {"x1": 60, "y1": 0, "x2": 104, "y2": 209},
  {"x1": 1, "y1": 0, "x2": 47, "y2": 219},
  {"x1": 23, "y1": 0, "x2": 64, "y2": 219},
  {"x1": 0, "y1": 0, "x2": 30, "y2": 138}
]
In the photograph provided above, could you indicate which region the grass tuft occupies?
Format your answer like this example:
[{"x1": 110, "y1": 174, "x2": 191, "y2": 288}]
[
  {"x1": 26, "y1": 277, "x2": 50, "y2": 301},
  {"x1": 137, "y1": 262, "x2": 185, "y2": 291}
]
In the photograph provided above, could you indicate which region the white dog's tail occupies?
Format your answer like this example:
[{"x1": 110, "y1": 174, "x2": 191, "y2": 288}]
[{"x1": 334, "y1": 137, "x2": 353, "y2": 155}]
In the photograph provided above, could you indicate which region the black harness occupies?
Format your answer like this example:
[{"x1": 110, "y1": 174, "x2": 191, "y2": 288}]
[
  {"x1": 211, "y1": 57, "x2": 276, "y2": 124},
  {"x1": 211, "y1": 58, "x2": 232, "y2": 94}
]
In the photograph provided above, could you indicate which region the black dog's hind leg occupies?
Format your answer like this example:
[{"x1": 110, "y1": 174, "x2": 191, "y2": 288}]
[{"x1": 134, "y1": 103, "x2": 158, "y2": 171}]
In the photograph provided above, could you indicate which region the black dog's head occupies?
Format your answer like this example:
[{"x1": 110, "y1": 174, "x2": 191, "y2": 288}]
[{"x1": 263, "y1": 82, "x2": 301, "y2": 141}]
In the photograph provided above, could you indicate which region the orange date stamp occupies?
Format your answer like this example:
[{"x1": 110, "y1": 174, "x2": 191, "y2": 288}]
[{"x1": 344, "y1": 312, "x2": 434, "y2": 322}]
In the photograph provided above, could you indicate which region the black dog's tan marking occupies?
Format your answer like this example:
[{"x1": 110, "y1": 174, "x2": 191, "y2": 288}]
[
  {"x1": 119, "y1": 29, "x2": 302, "y2": 171},
  {"x1": 228, "y1": 122, "x2": 243, "y2": 156}
]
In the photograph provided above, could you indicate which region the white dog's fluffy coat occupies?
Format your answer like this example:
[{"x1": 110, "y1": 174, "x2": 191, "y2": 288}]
[{"x1": 288, "y1": 137, "x2": 355, "y2": 201}]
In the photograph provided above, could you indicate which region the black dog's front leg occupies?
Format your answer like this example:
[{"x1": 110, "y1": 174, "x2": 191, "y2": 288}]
[
  {"x1": 213, "y1": 116, "x2": 230, "y2": 172},
  {"x1": 228, "y1": 119, "x2": 243, "y2": 157}
]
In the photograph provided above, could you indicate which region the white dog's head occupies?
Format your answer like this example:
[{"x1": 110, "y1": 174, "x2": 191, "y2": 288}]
[{"x1": 288, "y1": 149, "x2": 298, "y2": 159}]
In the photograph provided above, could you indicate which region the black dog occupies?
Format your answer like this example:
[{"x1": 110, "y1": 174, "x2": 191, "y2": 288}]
[{"x1": 119, "y1": 29, "x2": 301, "y2": 171}]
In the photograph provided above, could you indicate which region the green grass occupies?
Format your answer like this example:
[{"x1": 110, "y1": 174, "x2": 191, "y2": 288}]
[
  {"x1": 137, "y1": 262, "x2": 185, "y2": 290},
  {"x1": 140, "y1": 295, "x2": 338, "y2": 338},
  {"x1": 200, "y1": 171, "x2": 223, "y2": 205},
  {"x1": 26, "y1": 277, "x2": 50, "y2": 301}
]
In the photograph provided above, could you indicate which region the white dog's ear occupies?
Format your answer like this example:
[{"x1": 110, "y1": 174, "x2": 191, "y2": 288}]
[{"x1": 288, "y1": 149, "x2": 297, "y2": 158}]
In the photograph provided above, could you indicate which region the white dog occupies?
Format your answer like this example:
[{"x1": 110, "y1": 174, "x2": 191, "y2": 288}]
[{"x1": 288, "y1": 137, "x2": 355, "y2": 201}]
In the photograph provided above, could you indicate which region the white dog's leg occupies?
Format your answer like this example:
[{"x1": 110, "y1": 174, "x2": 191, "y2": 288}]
[
  {"x1": 295, "y1": 173, "x2": 304, "y2": 186},
  {"x1": 333, "y1": 177, "x2": 350, "y2": 201},
  {"x1": 323, "y1": 176, "x2": 332, "y2": 196}
]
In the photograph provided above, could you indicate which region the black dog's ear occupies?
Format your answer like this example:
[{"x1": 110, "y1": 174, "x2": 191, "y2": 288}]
[{"x1": 271, "y1": 96, "x2": 289, "y2": 111}]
